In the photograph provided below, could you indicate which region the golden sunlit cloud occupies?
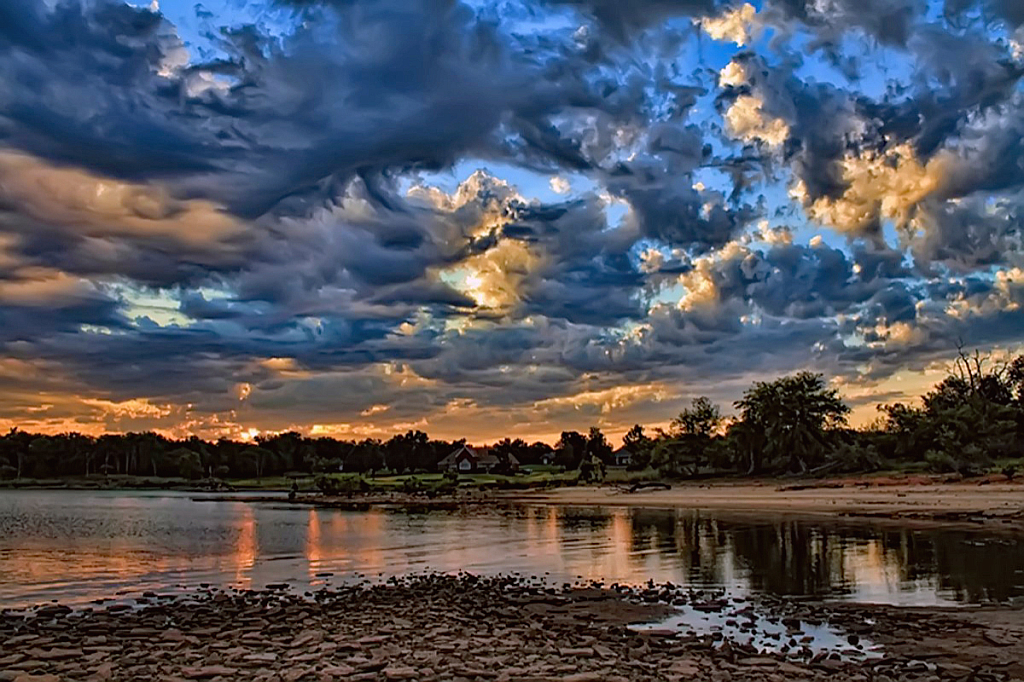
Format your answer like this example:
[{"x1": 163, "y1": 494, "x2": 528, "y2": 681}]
[
  {"x1": 445, "y1": 239, "x2": 539, "y2": 311},
  {"x1": 532, "y1": 382, "x2": 675, "y2": 415},
  {"x1": 80, "y1": 397, "x2": 173, "y2": 419},
  {"x1": 794, "y1": 144, "x2": 946, "y2": 234},
  {"x1": 702, "y1": 3, "x2": 758, "y2": 46},
  {"x1": 0, "y1": 151, "x2": 244, "y2": 249},
  {"x1": 0, "y1": 269, "x2": 101, "y2": 307}
]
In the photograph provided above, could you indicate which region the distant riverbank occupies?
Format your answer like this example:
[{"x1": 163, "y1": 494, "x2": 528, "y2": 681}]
[
  {"x1": 0, "y1": 475, "x2": 270, "y2": 492},
  {"x1": 6, "y1": 471, "x2": 1024, "y2": 531},
  {"x1": 0, "y1": 467, "x2": 581, "y2": 493}
]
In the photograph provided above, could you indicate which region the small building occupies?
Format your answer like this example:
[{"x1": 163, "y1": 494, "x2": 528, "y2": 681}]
[
  {"x1": 438, "y1": 445, "x2": 519, "y2": 474},
  {"x1": 612, "y1": 448, "x2": 633, "y2": 467},
  {"x1": 539, "y1": 451, "x2": 555, "y2": 466}
]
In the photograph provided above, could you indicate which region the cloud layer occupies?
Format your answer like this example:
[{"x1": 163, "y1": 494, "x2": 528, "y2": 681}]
[{"x1": 0, "y1": 0, "x2": 1021, "y2": 441}]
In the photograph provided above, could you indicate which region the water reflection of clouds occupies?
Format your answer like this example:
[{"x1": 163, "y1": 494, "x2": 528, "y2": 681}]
[{"x1": 1, "y1": 492, "x2": 1022, "y2": 608}]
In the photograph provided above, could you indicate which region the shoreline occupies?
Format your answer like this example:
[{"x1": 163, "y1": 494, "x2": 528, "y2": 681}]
[
  {"x1": 190, "y1": 477, "x2": 1024, "y2": 532},
  {"x1": 499, "y1": 479, "x2": 1024, "y2": 531},
  {"x1": 5, "y1": 475, "x2": 1024, "y2": 532},
  {"x1": 1, "y1": 575, "x2": 1021, "y2": 681}
]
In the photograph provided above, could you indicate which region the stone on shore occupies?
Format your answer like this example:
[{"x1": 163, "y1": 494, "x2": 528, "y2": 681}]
[{"x1": 0, "y1": 574, "x2": 1021, "y2": 682}]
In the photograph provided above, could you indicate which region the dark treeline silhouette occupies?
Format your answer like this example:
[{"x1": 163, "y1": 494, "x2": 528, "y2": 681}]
[
  {"x1": 0, "y1": 428, "x2": 556, "y2": 481},
  {"x1": 1, "y1": 348, "x2": 1022, "y2": 482}
]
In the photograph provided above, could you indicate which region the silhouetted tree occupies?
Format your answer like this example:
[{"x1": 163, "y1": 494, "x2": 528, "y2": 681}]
[
  {"x1": 622, "y1": 424, "x2": 654, "y2": 470},
  {"x1": 585, "y1": 427, "x2": 613, "y2": 466},
  {"x1": 734, "y1": 373, "x2": 849, "y2": 474},
  {"x1": 554, "y1": 431, "x2": 587, "y2": 469},
  {"x1": 652, "y1": 397, "x2": 723, "y2": 477},
  {"x1": 170, "y1": 448, "x2": 203, "y2": 480}
]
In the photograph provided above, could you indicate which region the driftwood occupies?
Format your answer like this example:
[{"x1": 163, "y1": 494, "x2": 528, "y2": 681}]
[
  {"x1": 626, "y1": 481, "x2": 672, "y2": 493},
  {"x1": 808, "y1": 460, "x2": 843, "y2": 476}
]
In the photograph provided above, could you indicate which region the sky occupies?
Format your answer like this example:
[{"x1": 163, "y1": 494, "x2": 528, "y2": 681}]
[{"x1": 0, "y1": 0, "x2": 1022, "y2": 444}]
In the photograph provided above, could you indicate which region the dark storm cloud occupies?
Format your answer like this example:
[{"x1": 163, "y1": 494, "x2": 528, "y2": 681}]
[
  {"x1": 501, "y1": 197, "x2": 648, "y2": 324},
  {"x1": 943, "y1": 0, "x2": 1024, "y2": 28},
  {"x1": 910, "y1": 194, "x2": 1024, "y2": 274},
  {"x1": 989, "y1": 0, "x2": 1024, "y2": 26},
  {"x1": 0, "y1": 0, "x2": 670, "y2": 222},
  {"x1": 0, "y1": 295, "x2": 127, "y2": 344},
  {"x1": 763, "y1": 0, "x2": 925, "y2": 47},
  {"x1": 0, "y1": 0, "x2": 220, "y2": 179},
  {"x1": 676, "y1": 241, "x2": 913, "y2": 321},
  {"x1": 887, "y1": 27, "x2": 1023, "y2": 159},
  {"x1": 544, "y1": 0, "x2": 716, "y2": 40}
]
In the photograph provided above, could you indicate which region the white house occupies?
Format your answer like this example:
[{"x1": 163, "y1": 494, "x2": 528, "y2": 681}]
[{"x1": 438, "y1": 445, "x2": 519, "y2": 474}]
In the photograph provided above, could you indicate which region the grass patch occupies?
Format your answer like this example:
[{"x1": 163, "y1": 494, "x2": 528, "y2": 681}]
[
  {"x1": 603, "y1": 467, "x2": 661, "y2": 483},
  {"x1": 309, "y1": 469, "x2": 581, "y2": 493}
]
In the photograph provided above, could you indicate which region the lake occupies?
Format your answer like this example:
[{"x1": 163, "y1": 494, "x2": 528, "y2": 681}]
[{"x1": 1, "y1": 490, "x2": 1022, "y2": 609}]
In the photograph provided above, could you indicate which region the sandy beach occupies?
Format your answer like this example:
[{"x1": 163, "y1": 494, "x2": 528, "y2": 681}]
[{"x1": 502, "y1": 478, "x2": 1024, "y2": 530}]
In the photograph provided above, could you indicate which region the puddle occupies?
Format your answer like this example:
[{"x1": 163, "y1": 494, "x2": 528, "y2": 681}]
[{"x1": 633, "y1": 602, "x2": 884, "y2": 661}]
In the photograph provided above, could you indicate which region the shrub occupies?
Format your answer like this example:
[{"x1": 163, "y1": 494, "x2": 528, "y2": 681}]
[
  {"x1": 830, "y1": 443, "x2": 885, "y2": 474},
  {"x1": 0, "y1": 464, "x2": 17, "y2": 480},
  {"x1": 578, "y1": 456, "x2": 605, "y2": 483},
  {"x1": 401, "y1": 477, "x2": 424, "y2": 494},
  {"x1": 925, "y1": 447, "x2": 989, "y2": 476},
  {"x1": 426, "y1": 480, "x2": 457, "y2": 497},
  {"x1": 924, "y1": 450, "x2": 958, "y2": 474},
  {"x1": 315, "y1": 475, "x2": 368, "y2": 496}
]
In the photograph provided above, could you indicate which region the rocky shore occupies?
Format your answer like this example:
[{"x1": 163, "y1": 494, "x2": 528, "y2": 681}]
[{"x1": 1, "y1": 575, "x2": 1022, "y2": 682}]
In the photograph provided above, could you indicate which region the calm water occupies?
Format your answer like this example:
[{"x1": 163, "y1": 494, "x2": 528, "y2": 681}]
[{"x1": 0, "y1": 490, "x2": 1022, "y2": 609}]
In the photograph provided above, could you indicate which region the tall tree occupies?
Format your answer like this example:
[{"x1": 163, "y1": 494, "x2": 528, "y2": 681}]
[
  {"x1": 734, "y1": 373, "x2": 849, "y2": 474},
  {"x1": 585, "y1": 427, "x2": 613, "y2": 465},
  {"x1": 554, "y1": 431, "x2": 587, "y2": 469},
  {"x1": 622, "y1": 424, "x2": 653, "y2": 470},
  {"x1": 652, "y1": 397, "x2": 723, "y2": 477}
]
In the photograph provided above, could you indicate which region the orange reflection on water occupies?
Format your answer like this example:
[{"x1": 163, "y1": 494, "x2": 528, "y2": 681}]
[
  {"x1": 523, "y1": 505, "x2": 560, "y2": 553},
  {"x1": 229, "y1": 503, "x2": 257, "y2": 590},
  {"x1": 301, "y1": 507, "x2": 393, "y2": 576},
  {"x1": 306, "y1": 508, "x2": 322, "y2": 578},
  {"x1": 842, "y1": 538, "x2": 902, "y2": 596},
  {"x1": 0, "y1": 498, "x2": 263, "y2": 600}
]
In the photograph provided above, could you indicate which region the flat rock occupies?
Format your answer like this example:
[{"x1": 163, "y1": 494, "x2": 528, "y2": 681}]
[
  {"x1": 666, "y1": 659, "x2": 701, "y2": 675},
  {"x1": 983, "y1": 630, "x2": 1016, "y2": 647},
  {"x1": 180, "y1": 665, "x2": 239, "y2": 679}
]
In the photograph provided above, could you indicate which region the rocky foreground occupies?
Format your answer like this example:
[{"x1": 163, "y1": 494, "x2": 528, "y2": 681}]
[{"x1": 1, "y1": 575, "x2": 1022, "y2": 682}]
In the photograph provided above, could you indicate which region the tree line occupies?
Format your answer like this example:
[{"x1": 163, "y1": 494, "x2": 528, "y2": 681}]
[
  {"x1": 1, "y1": 348, "x2": 1022, "y2": 482},
  {"x1": 624, "y1": 347, "x2": 1024, "y2": 479}
]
